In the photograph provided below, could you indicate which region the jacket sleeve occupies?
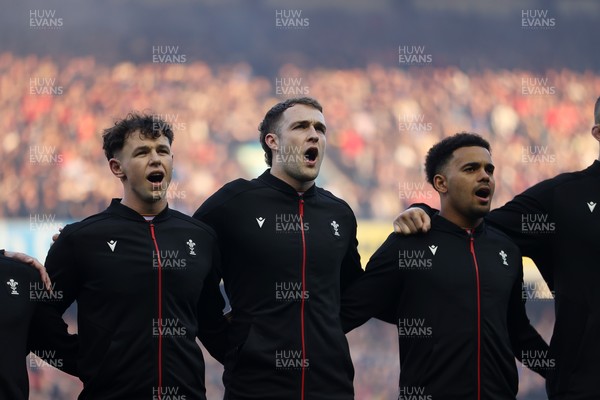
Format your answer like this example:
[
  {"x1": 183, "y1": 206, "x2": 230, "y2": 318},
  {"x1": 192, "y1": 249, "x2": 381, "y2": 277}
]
[
  {"x1": 193, "y1": 183, "x2": 234, "y2": 228},
  {"x1": 27, "y1": 229, "x2": 79, "y2": 376},
  {"x1": 193, "y1": 202, "x2": 217, "y2": 227},
  {"x1": 340, "y1": 233, "x2": 401, "y2": 333},
  {"x1": 486, "y1": 181, "x2": 556, "y2": 289},
  {"x1": 196, "y1": 240, "x2": 229, "y2": 364},
  {"x1": 507, "y1": 257, "x2": 550, "y2": 378},
  {"x1": 340, "y1": 214, "x2": 363, "y2": 293}
]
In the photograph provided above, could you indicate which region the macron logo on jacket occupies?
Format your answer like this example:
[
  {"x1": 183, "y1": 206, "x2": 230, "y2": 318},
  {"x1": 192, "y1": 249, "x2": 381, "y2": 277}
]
[
  {"x1": 256, "y1": 217, "x2": 266, "y2": 228},
  {"x1": 587, "y1": 201, "x2": 596, "y2": 213},
  {"x1": 107, "y1": 240, "x2": 117, "y2": 252}
]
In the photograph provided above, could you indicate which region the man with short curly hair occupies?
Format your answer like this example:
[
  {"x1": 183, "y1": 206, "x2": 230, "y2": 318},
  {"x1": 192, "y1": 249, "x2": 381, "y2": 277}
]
[
  {"x1": 341, "y1": 132, "x2": 548, "y2": 399},
  {"x1": 28, "y1": 113, "x2": 229, "y2": 400},
  {"x1": 396, "y1": 97, "x2": 600, "y2": 399}
]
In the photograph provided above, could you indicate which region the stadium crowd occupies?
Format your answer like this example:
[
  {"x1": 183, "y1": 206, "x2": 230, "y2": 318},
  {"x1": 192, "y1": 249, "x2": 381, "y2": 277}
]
[{"x1": 2, "y1": 53, "x2": 599, "y2": 220}]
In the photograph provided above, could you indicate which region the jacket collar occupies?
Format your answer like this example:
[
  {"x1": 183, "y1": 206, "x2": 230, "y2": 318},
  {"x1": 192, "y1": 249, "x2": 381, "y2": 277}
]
[
  {"x1": 432, "y1": 213, "x2": 485, "y2": 238},
  {"x1": 257, "y1": 169, "x2": 317, "y2": 198},
  {"x1": 585, "y1": 159, "x2": 600, "y2": 176},
  {"x1": 106, "y1": 198, "x2": 170, "y2": 222}
]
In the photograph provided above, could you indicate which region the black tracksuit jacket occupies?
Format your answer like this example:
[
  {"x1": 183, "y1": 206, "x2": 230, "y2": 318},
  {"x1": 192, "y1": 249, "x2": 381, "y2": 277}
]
[
  {"x1": 340, "y1": 215, "x2": 549, "y2": 400},
  {"x1": 415, "y1": 160, "x2": 600, "y2": 399},
  {"x1": 482, "y1": 160, "x2": 600, "y2": 399},
  {"x1": 193, "y1": 170, "x2": 363, "y2": 400},
  {"x1": 28, "y1": 199, "x2": 229, "y2": 400},
  {"x1": 0, "y1": 255, "x2": 46, "y2": 400}
]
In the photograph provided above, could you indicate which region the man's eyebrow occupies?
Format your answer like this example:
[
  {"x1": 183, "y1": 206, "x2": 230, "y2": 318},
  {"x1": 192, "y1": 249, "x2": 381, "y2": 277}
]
[
  {"x1": 460, "y1": 161, "x2": 495, "y2": 169},
  {"x1": 130, "y1": 144, "x2": 171, "y2": 152},
  {"x1": 132, "y1": 145, "x2": 151, "y2": 152},
  {"x1": 291, "y1": 120, "x2": 311, "y2": 127},
  {"x1": 292, "y1": 120, "x2": 327, "y2": 132},
  {"x1": 461, "y1": 161, "x2": 481, "y2": 168},
  {"x1": 314, "y1": 121, "x2": 326, "y2": 132}
]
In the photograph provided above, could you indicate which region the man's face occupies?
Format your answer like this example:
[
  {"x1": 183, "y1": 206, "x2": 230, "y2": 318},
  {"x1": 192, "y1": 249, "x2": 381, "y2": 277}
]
[
  {"x1": 270, "y1": 104, "x2": 327, "y2": 189},
  {"x1": 113, "y1": 132, "x2": 173, "y2": 206},
  {"x1": 438, "y1": 146, "x2": 495, "y2": 225}
]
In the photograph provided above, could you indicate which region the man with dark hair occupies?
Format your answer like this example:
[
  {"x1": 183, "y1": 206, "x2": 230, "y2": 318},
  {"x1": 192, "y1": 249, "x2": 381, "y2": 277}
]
[
  {"x1": 29, "y1": 113, "x2": 228, "y2": 400},
  {"x1": 194, "y1": 97, "x2": 363, "y2": 399},
  {"x1": 258, "y1": 97, "x2": 323, "y2": 167},
  {"x1": 396, "y1": 98, "x2": 600, "y2": 399},
  {"x1": 341, "y1": 133, "x2": 548, "y2": 399},
  {"x1": 102, "y1": 113, "x2": 174, "y2": 160},
  {"x1": 424, "y1": 132, "x2": 491, "y2": 181}
]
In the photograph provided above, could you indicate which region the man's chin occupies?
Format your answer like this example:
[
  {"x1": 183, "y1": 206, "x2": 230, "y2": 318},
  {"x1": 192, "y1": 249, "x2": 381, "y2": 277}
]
[
  {"x1": 300, "y1": 166, "x2": 321, "y2": 180},
  {"x1": 471, "y1": 207, "x2": 490, "y2": 219},
  {"x1": 149, "y1": 192, "x2": 167, "y2": 202}
]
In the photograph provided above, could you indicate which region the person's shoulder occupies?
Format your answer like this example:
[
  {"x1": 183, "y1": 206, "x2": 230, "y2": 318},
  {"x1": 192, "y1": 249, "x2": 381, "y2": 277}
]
[
  {"x1": 59, "y1": 210, "x2": 112, "y2": 238},
  {"x1": 221, "y1": 177, "x2": 258, "y2": 190},
  {"x1": 484, "y1": 223, "x2": 521, "y2": 251},
  {"x1": 528, "y1": 165, "x2": 594, "y2": 193},
  {"x1": 167, "y1": 209, "x2": 218, "y2": 238},
  {"x1": 381, "y1": 229, "x2": 430, "y2": 248},
  {"x1": 194, "y1": 176, "x2": 269, "y2": 221},
  {"x1": 369, "y1": 230, "x2": 430, "y2": 263},
  {"x1": 546, "y1": 170, "x2": 585, "y2": 185},
  {"x1": 485, "y1": 222, "x2": 512, "y2": 240},
  {"x1": 316, "y1": 187, "x2": 355, "y2": 213},
  {"x1": 554, "y1": 163, "x2": 600, "y2": 186},
  {"x1": 0, "y1": 254, "x2": 41, "y2": 281},
  {"x1": 205, "y1": 177, "x2": 263, "y2": 205},
  {"x1": 0, "y1": 254, "x2": 29, "y2": 268}
]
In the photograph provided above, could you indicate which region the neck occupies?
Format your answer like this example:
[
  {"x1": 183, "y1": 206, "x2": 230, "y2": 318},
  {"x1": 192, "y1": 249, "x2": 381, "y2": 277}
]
[
  {"x1": 121, "y1": 195, "x2": 167, "y2": 216},
  {"x1": 439, "y1": 207, "x2": 483, "y2": 230},
  {"x1": 269, "y1": 167, "x2": 314, "y2": 192}
]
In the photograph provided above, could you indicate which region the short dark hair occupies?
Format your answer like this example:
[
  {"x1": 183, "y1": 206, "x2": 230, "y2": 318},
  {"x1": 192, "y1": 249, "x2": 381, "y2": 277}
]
[
  {"x1": 258, "y1": 97, "x2": 323, "y2": 166},
  {"x1": 425, "y1": 132, "x2": 491, "y2": 185},
  {"x1": 102, "y1": 113, "x2": 174, "y2": 160},
  {"x1": 594, "y1": 96, "x2": 600, "y2": 125}
]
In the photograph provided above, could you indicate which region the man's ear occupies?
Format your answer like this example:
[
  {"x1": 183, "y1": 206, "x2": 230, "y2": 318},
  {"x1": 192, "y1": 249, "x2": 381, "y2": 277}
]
[
  {"x1": 433, "y1": 174, "x2": 447, "y2": 194},
  {"x1": 109, "y1": 158, "x2": 125, "y2": 180},
  {"x1": 265, "y1": 133, "x2": 279, "y2": 152},
  {"x1": 592, "y1": 124, "x2": 600, "y2": 143}
]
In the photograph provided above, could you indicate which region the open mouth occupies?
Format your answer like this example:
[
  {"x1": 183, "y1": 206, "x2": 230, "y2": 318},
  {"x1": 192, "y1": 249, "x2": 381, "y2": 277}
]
[
  {"x1": 147, "y1": 171, "x2": 165, "y2": 185},
  {"x1": 475, "y1": 186, "x2": 491, "y2": 201},
  {"x1": 304, "y1": 148, "x2": 318, "y2": 163}
]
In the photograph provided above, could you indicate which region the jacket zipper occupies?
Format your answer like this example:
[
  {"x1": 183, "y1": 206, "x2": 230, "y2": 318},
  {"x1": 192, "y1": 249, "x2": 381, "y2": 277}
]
[
  {"x1": 150, "y1": 223, "x2": 163, "y2": 400},
  {"x1": 468, "y1": 230, "x2": 481, "y2": 400},
  {"x1": 299, "y1": 197, "x2": 307, "y2": 400}
]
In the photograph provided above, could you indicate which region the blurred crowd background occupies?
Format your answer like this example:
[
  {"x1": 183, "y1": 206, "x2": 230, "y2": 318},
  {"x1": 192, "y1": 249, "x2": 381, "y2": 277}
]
[
  {"x1": 2, "y1": 55, "x2": 598, "y2": 220},
  {"x1": 2, "y1": 0, "x2": 599, "y2": 398}
]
